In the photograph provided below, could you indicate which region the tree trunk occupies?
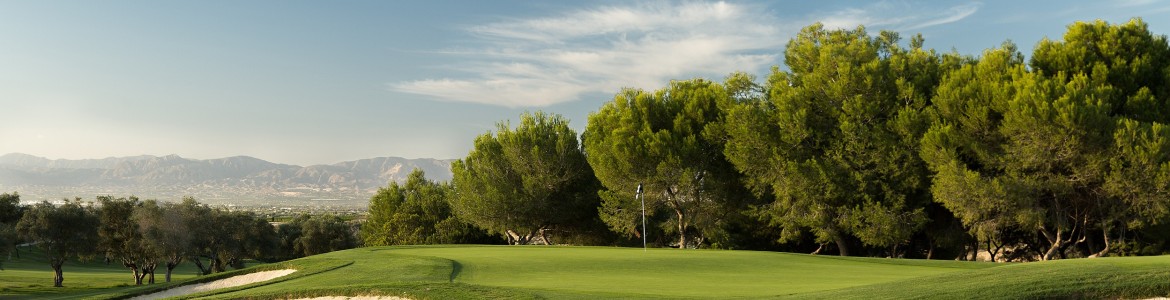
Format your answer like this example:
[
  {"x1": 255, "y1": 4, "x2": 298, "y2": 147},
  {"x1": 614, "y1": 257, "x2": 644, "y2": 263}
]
[
  {"x1": 926, "y1": 240, "x2": 935, "y2": 260},
  {"x1": 165, "y1": 255, "x2": 182, "y2": 282},
  {"x1": 1091, "y1": 231, "x2": 1112, "y2": 258},
  {"x1": 190, "y1": 256, "x2": 211, "y2": 275},
  {"x1": 211, "y1": 254, "x2": 226, "y2": 273},
  {"x1": 1041, "y1": 228, "x2": 1064, "y2": 261},
  {"x1": 538, "y1": 228, "x2": 553, "y2": 245},
  {"x1": 124, "y1": 259, "x2": 142, "y2": 285},
  {"x1": 674, "y1": 207, "x2": 687, "y2": 249},
  {"x1": 505, "y1": 229, "x2": 535, "y2": 245},
  {"x1": 166, "y1": 264, "x2": 176, "y2": 282},
  {"x1": 51, "y1": 260, "x2": 64, "y2": 287},
  {"x1": 833, "y1": 234, "x2": 849, "y2": 256},
  {"x1": 143, "y1": 260, "x2": 157, "y2": 284}
]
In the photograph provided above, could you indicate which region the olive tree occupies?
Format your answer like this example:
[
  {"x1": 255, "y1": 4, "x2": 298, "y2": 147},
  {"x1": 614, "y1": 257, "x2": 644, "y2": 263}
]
[{"x1": 16, "y1": 199, "x2": 99, "y2": 287}]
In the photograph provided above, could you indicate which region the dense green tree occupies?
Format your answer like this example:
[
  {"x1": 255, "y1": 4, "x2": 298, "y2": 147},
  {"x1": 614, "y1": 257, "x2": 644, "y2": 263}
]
[
  {"x1": 1031, "y1": 19, "x2": 1170, "y2": 123},
  {"x1": 16, "y1": 199, "x2": 100, "y2": 287},
  {"x1": 97, "y1": 196, "x2": 152, "y2": 285},
  {"x1": 364, "y1": 169, "x2": 488, "y2": 246},
  {"x1": 724, "y1": 24, "x2": 951, "y2": 256},
  {"x1": 0, "y1": 192, "x2": 23, "y2": 270},
  {"x1": 1036, "y1": 18, "x2": 1170, "y2": 257},
  {"x1": 292, "y1": 214, "x2": 357, "y2": 256},
  {"x1": 451, "y1": 111, "x2": 601, "y2": 245},
  {"x1": 171, "y1": 198, "x2": 275, "y2": 273},
  {"x1": 922, "y1": 18, "x2": 1170, "y2": 260},
  {"x1": 176, "y1": 197, "x2": 216, "y2": 275},
  {"x1": 1104, "y1": 120, "x2": 1170, "y2": 255},
  {"x1": 920, "y1": 43, "x2": 1028, "y2": 259},
  {"x1": 584, "y1": 78, "x2": 749, "y2": 248},
  {"x1": 212, "y1": 210, "x2": 276, "y2": 271},
  {"x1": 134, "y1": 200, "x2": 191, "y2": 282}
]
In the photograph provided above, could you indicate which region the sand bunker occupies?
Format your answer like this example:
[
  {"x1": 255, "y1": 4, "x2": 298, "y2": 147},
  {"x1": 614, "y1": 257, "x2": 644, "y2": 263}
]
[{"x1": 130, "y1": 269, "x2": 296, "y2": 300}]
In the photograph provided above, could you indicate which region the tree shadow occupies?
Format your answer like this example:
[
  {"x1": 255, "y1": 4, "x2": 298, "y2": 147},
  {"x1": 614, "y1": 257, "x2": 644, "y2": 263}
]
[{"x1": 448, "y1": 260, "x2": 462, "y2": 283}]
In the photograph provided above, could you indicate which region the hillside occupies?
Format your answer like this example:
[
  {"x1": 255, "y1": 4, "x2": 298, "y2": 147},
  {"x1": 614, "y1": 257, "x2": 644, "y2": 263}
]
[{"x1": 0, "y1": 153, "x2": 453, "y2": 207}]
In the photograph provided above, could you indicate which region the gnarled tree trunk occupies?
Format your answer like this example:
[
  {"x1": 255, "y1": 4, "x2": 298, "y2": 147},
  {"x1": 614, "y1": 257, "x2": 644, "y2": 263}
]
[
  {"x1": 165, "y1": 254, "x2": 183, "y2": 282},
  {"x1": 50, "y1": 258, "x2": 65, "y2": 287}
]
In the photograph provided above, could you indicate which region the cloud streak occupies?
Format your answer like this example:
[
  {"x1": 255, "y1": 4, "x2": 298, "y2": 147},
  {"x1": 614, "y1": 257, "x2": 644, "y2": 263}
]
[
  {"x1": 391, "y1": 1, "x2": 783, "y2": 107},
  {"x1": 819, "y1": 1, "x2": 981, "y2": 31},
  {"x1": 391, "y1": 1, "x2": 982, "y2": 108}
]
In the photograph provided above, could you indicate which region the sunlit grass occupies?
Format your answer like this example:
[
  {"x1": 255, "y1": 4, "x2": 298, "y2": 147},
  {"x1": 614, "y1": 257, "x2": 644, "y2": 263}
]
[{"x1": 8, "y1": 245, "x2": 1170, "y2": 299}]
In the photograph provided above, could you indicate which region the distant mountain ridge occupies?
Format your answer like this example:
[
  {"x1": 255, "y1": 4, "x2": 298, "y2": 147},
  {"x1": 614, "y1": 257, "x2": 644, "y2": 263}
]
[{"x1": 0, "y1": 153, "x2": 454, "y2": 207}]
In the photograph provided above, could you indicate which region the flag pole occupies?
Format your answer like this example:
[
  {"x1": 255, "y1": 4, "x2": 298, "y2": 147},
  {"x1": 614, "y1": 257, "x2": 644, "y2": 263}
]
[{"x1": 638, "y1": 183, "x2": 646, "y2": 251}]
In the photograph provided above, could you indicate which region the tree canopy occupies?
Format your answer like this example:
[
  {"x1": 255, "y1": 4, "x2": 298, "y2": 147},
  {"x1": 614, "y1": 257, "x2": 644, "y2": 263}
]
[
  {"x1": 364, "y1": 169, "x2": 488, "y2": 246},
  {"x1": 450, "y1": 111, "x2": 601, "y2": 245},
  {"x1": 584, "y1": 78, "x2": 751, "y2": 248},
  {"x1": 16, "y1": 199, "x2": 100, "y2": 287}
]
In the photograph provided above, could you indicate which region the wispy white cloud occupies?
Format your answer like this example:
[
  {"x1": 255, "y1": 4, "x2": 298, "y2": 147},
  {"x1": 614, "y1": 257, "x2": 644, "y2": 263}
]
[
  {"x1": 817, "y1": 1, "x2": 982, "y2": 31},
  {"x1": 391, "y1": 1, "x2": 984, "y2": 108},
  {"x1": 1117, "y1": 0, "x2": 1159, "y2": 7},
  {"x1": 391, "y1": 1, "x2": 785, "y2": 107}
]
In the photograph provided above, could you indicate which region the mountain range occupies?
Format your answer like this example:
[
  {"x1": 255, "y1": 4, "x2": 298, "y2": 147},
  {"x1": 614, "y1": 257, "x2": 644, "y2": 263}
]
[{"x1": 0, "y1": 153, "x2": 454, "y2": 208}]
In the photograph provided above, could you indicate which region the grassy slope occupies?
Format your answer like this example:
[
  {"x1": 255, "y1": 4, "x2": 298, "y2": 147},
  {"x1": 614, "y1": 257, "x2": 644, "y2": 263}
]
[
  {"x1": 10, "y1": 245, "x2": 1170, "y2": 299},
  {"x1": 0, "y1": 245, "x2": 203, "y2": 300},
  {"x1": 209, "y1": 245, "x2": 994, "y2": 299},
  {"x1": 793, "y1": 255, "x2": 1170, "y2": 300}
]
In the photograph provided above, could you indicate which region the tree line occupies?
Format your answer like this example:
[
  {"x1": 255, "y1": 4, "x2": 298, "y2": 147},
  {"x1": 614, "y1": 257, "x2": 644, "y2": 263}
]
[
  {"x1": 2, "y1": 20, "x2": 1167, "y2": 288},
  {"x1": 0, "y1": 193, "x2": 357, "y2": 287},
  {"x1": 365, "y1": 19, "x2": 1170, "y2": 261}
]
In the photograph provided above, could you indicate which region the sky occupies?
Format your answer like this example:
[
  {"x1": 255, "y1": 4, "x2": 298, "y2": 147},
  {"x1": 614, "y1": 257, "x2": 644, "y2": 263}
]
[{"x1": 2, "y1": 0, "x2": 1169, "y2": 166}]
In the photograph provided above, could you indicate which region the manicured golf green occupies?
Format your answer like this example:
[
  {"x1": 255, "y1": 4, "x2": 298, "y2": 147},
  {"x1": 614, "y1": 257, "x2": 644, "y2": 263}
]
[
  {"x1": 8, "y1": 245, "x2": 1170, "y2": 299},
  {"x1": 203, "y1": 245, "x2": 996, "y2": 299}
]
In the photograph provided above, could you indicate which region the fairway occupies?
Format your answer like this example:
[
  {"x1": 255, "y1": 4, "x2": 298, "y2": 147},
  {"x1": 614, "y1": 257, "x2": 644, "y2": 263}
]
[
  {"x1": 202, "y1": 245, "x2": 995, "y2": 299},
  {"x1": 12, "y1": 245, "x2": 1170, "y2": 299},
  {"x1": 387, "y1": 246, "x2": 984, "y2": 297}
]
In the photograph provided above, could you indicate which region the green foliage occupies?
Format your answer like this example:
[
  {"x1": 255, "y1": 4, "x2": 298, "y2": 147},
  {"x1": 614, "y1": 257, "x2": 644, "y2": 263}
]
[
  {"x1": 724, "y1": 24, "x2": 948, "y2": 255},
  {"x1": 363, "y1": 169, "x2": 489, "y2": 246},
  {"x1": 922, "y1": 18, "x2": 1170, "y2": 260},
  {"x1": 1031, "y1": 18, "x2": 1170, "y2": 123},
  {"x1": 133, "y1": 199, "x2": 191, "y2": 282},
  {"x1": 15, "y1": 199, "x2": 100, "y2": 287},
  {"x1": 584, "y1": 78, "x2": 751, "y2": 248},
  {"x1": 176, "y1": 197, "x2": 276, "y2": 274},
  {"x1": 450, "y1": 111, "x2": 601, "y2": 245},
  {"x1": 96, "y1": 196, "x2": 151, "y2": 284},
  {"x1": 0, "y1": 192, "x2": 22, "y2": 269},
  {"x1": 279, "y1": 214, "x2": 357, "y2": 257}
]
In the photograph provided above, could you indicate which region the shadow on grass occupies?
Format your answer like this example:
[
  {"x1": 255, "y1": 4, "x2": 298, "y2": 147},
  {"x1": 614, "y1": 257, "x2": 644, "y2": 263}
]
[{"x1": 448, "y1": 260, "x2": 462, "y2": 283}]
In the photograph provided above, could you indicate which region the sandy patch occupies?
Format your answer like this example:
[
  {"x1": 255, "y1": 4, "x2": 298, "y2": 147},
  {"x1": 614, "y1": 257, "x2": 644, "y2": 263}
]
[
  {"x1": 291, "y1": 297, "x2": 411, "y2": 300},
  {"x1": 130, "y1": 269, "x2": 296, "y2": 300}
]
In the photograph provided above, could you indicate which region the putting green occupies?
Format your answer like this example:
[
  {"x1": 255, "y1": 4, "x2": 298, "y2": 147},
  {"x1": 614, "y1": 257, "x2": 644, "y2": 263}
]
[{"x1": 213, "y1": 245, "x2": 992, "y2": 299}]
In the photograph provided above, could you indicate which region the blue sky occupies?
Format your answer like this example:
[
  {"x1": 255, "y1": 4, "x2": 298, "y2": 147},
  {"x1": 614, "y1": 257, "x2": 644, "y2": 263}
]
[{"x1": 2, "y1": 1, "x2": 1168, "y2": 166}]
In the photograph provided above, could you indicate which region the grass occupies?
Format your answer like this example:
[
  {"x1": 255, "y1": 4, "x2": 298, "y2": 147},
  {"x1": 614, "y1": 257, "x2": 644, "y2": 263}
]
[
  {"x1": 792, "y1": 255, "x2": 1170, "y2": 299},
  {"x1": 0, "y1": 245, "x2": 204, "y2": 300},
  {"x1": 6, "y1": 245, "x2": 1170, "y2": 299},
  {"x1": 202, "y1": 245, "x2": 995, "y2": 299}
]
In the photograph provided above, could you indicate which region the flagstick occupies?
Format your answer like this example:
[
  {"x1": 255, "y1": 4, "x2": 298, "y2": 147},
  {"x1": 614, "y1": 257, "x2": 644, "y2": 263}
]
[{"x1": 638, "y1": 183, "x2": 646, "y2": 252}]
